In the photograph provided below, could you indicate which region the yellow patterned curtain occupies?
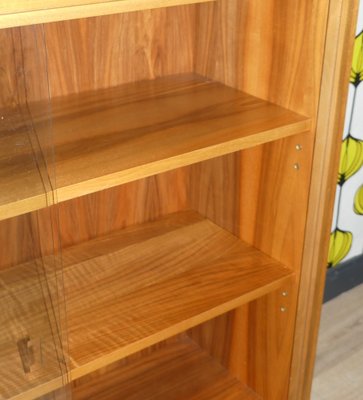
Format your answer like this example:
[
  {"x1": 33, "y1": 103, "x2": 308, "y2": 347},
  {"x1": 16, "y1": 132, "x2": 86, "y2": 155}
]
[{"x1": 328, "y1": 29, "x2": 363, "y2": 267}]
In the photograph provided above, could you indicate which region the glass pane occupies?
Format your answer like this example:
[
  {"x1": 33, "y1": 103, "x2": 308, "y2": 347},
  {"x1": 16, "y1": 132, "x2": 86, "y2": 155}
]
[{"x1": 0, "y1": 25, "x2": 70, "y2": 400}]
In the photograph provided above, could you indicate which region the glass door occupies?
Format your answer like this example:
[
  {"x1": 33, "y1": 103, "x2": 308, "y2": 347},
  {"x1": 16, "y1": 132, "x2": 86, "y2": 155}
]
[{"x1": 0, "y1": 24, "x2": 70, "y2": 400}]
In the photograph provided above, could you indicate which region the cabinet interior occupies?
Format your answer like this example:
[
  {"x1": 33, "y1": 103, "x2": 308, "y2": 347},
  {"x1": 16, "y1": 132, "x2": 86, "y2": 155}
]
[{"x1": 0, "y1": 0, "x2": 327, "y2": 399}]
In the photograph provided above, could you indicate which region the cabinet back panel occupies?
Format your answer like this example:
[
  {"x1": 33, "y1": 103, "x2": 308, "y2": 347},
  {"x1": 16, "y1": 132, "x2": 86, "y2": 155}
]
[
  {"x1": 0, "y1": 215, "x2": 42, "y2": 269},
  {"x1": 19, "y1": 6, "x2": 197, "y2": 250},
  {"x1": 195, "y1": 0, "x2": 329, "y2": 116},
  {"x1": 0, "y1": 29, "x2": 20, "y2": 107},
  {"x1": 41, "y1": 6, "x2": 196, "y2": 97},
  {"x1": 56, "y1": 168, "x2": 189, "y2": 248},
  {"x1": 188, "y1": 153, "x2": 241, "y2": 236}
]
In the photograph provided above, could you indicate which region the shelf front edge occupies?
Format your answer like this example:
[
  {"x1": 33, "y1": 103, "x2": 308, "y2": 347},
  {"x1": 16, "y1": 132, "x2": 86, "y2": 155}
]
[
  {"x1": 56, "y1": 118, "x2": 311, "y2": 204},
  {"x1": 0, "y1": 0, "x2": 216, "y2": 29},
  {"x1": 69, "y1": 271, "x2": 293, "y2": 381}
]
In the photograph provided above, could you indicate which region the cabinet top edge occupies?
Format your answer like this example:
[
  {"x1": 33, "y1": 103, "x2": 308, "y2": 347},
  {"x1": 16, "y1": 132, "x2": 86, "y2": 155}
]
[{"x1": 0, "y1": 0, "x2": 215, "y2": 29}]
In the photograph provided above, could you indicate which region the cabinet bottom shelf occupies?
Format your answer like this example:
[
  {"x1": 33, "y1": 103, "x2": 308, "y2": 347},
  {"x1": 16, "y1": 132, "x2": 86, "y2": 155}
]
[{"x1": 71, "y1": 336, "x2": 260, "y2": 400}]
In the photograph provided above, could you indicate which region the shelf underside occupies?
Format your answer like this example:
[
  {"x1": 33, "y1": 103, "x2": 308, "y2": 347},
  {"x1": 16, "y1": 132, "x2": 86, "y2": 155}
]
[
  {"x1": 1, "y1": 210, "x2": 293, "y2": 399},
  {"x1": 0, "y1": 0, "x2": 216, "y2": 29},
  {"x1": 71, "y1": 337, "x2": 260, "y2": 400},
  {"x1": 0, "y1": 73, "x2": 310, "y2": 221}
]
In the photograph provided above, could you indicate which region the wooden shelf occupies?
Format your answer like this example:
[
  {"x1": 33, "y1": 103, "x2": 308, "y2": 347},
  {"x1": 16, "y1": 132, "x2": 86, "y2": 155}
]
[
  {"x1": 71, "y1": 337, "x2": 260, "y2": 400},
  {"x1": 63, "y1": 210, "x2": 293, "y2": 377},
  {"x1": 0, "y1": 260, "x2": 65, "y2": 400},
  {"x1": 0, "y1": 74, "x2": 310, "y2": 221},
  {"x1": 0, "y1": 0, "x2": 216, "y2": 29},
  {"x1": 1, "y1": 211, "x2": 292, "y2": 399},
  {"x1": 0, "y1": 106, "x2": 50, "y2": 221}
]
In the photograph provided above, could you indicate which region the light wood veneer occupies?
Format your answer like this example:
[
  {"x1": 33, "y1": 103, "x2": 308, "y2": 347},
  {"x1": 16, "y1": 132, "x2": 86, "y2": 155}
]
[
  {"x1": 0, "y1": 73, "x2": 310, "y2": 222},
  {"x1": 0, "y1": 0, "x2": 215, "y2": 28},
  {"x1": 0, "y1": 261, "x2": 65, "y2": 400},
  {"x1": 65, "y1": 210, "x2": 292, "y2": 378},
  {"x1": 1, "y1": 210, "x2": 292, "y2": 399},
  {"x1": 72, "y1": 337, "x2": 260, "y2": 400},
  {"x1": 0, "y1": 0, "x2": 356, "y2": 398},
  {"x1": 0, "y1": 107, "x2": 50, "y2": 221}
]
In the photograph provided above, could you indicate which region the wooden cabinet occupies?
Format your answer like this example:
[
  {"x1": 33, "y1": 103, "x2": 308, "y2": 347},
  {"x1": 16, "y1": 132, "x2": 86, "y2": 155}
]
[{"x1": 0, "y1": 1, "x2": 358, "y2": 399}]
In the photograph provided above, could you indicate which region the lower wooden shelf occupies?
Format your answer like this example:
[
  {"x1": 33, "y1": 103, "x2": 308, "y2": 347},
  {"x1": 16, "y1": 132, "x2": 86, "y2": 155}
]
[
  {"x1": 63, "y1": 210, "x2": 293, "y2": 380},
  {"x1": 1, "y1": 210, "x2": 293, "y2": 399},
  {"x1": 71, "y1": 337, "x2": 260, "y2": 400},
  {"x1": 0, "y1": 261, "x2": 66, "y2": 400}
]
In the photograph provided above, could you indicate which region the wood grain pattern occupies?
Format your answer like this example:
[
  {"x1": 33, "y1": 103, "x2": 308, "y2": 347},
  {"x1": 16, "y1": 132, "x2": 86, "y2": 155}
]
[
  {"x1": 187, "y1": 281, "x2": 297, "y2": 400},
  {"x1": 0, "y1": 27, "x2": 52, "y2": 221},
  {"x1": 0, "y1": 2, "x2": 355, "y2": 399},
  {"x1": 71, "y1": 337, "x2": 259, "y2": 400},
  {"x1": 187, "y1": 311, "x2": 236, "y2": 369},
  {"x1": 195, "y1": 0, "x2": 328, "y2": 116},
  {"x1": 52, "y1": 73, "x2": 309, "y2": 202},
  {"x1": 0, "y1": 29, "x2": 68, "y2": 390},
  {"x1": 63, "y1": 210, "x2": 292, "y2": 379},
  {"x1": 42, "y1": 7, "x2": 196, "y2": 96},
  {"x1": 0, "y1": 210, "x2": 293, "y2": 399},
  {"x1": 0, "y1": 279, "x2": 65, "y2": 400},
  {"x1": 289, "y1": 0, "x2": 360, "y2": 398},
  {"x1": 239, "y1": 133, "x2": 313, "y2": 269},
  {"x1": 194, "y1": 0, "x2": 326, "y2": 268},
  {"x1": 194, "y1": 0, "x2": 326, "y2": 266},
  {"x1": 35, "y1": 6, "x2": 198, "y2": 257},
  {"x1": 244, "y1": 280, "x2": 299, "y2": 400},
  {"x1": 55, "y1": 167, "x2": 189, "y2": 248},
  {"x1": 0, "y1": 253, "x2": 67, "y2": 400},
  {"x1": 0, "y1": 108, "x2": 50, "y2": 221},
  {"x1": 0, "y1": 73, "x2": 309, "y2": 221},
  {"x1": 189, "y1": 153, "x2": 240, "y2": 235},
  {"x1": 0, "y1": 0, "x2": 215, "y2": 29},
  {"x1": 0, "y1": 29, "x2": 21, "y2": 107},
  {"x1": 193, "y1": 1, "x2": 330, "y2": 398}
]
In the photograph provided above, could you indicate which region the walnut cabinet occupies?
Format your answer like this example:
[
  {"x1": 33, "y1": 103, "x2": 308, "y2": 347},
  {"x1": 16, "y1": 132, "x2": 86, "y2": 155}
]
[{"x1": 0, "y1": 1, "x2": 358, "y2": 399}]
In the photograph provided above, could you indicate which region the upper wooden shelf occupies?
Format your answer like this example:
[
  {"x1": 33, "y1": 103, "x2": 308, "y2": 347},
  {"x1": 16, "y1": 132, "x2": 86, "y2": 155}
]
[
  {"x1": 0, "y1": 0, "x2": 215, "y2": 28},
  {"x1": 0, "y1": 73, "x2": 310, "y2": 221},
  {"x1": 2, "y1": 210, "x2": 293, "y2": 399},
  {"x1": 0, "y1": 106, "x2": 51, "y2": 221}
]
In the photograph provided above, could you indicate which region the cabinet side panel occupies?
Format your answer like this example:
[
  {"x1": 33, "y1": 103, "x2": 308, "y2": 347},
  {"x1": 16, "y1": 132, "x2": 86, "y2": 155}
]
[
  {"x1": 43, "y1": 6, "x2": 196, "y2": 97},
  {"x1": 194, "y1": 0, "x2": 329, "y2": 272},
  {"x1": 194, "y1": 0, "x2": 329, "y2": 266},
  {"x1": 289, "y1": 0, "x2": 359, "y2": 397},
  {"x1": 193, "y1": 1, "x2": 330, "y2": 399},
  {"x1": 239, "y1": 133, "x2": 313, "y2": 269}
]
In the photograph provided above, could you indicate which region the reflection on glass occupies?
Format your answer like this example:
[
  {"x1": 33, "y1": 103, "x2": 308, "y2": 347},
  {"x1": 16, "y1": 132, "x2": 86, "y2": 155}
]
[{"x1": 0, "y1": 25, "x2": 69, "y2": 400}]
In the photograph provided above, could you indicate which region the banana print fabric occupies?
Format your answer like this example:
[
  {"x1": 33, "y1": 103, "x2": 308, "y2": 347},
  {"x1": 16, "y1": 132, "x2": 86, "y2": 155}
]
[{"x1": 328, "y1": 2, "x2": 363, "y2": 267}]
